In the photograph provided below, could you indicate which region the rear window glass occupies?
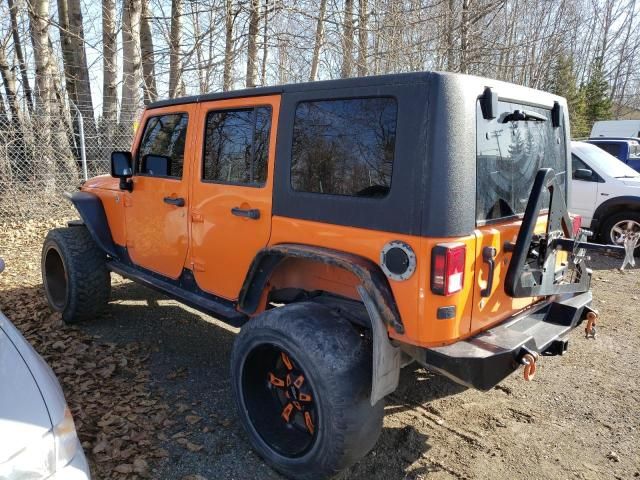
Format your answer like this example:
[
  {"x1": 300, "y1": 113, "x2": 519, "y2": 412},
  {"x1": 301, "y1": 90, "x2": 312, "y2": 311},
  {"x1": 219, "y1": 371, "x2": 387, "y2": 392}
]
[
  {"x1": 291, "y1": 97, "x2": 397, "y2": 198},
  {"x1": 202, "y1": 107, "x2": 271, "y2": 186},
  {"x1": 476, "y1": 102, "x2": 566, "y2": 222}
]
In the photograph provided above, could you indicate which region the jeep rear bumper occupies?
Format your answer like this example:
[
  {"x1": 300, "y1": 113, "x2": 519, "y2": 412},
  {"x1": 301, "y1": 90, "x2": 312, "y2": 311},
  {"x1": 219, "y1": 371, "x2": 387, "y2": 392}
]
[{"x1": 409, "y1": 291, "x2": 594, "y2": 391}]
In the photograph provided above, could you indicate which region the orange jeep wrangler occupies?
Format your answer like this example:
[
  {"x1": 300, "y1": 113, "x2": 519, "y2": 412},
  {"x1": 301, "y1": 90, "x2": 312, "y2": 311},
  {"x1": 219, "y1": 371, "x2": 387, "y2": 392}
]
[{"x1": 41, "y1": 72, "x2": 618, "y2": 479}]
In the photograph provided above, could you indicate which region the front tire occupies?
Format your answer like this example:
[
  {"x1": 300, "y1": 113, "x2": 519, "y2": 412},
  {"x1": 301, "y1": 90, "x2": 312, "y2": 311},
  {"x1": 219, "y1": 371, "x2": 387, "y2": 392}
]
[
  {"x1": 230, "y1": 302, "x2": 383, "y2": 480},
  {"x1": 601, "y1": 211, "x2": 640, "y2": 256},
  {"x1": 42, "y1": 226, "x2": 111, "y2": 323}
]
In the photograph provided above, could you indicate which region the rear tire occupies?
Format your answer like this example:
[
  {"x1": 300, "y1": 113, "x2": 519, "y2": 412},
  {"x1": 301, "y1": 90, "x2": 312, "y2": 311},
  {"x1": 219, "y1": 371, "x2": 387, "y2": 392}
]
[
  {"x1": 600, "y1": 211, "x2": 640, "y2": 256},
  {"x1": 230, "y1": 302, "x2": 383, "y2": 480},
  {"x1": 42, "y1": 226, "x2": 111, "y2": 323}
]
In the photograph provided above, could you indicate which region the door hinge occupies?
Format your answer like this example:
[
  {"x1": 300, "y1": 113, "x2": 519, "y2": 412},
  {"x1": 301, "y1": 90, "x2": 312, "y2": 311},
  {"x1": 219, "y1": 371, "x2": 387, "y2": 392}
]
[{"x1": 191, "y1": 211, "x2": 204, "y2": 223}]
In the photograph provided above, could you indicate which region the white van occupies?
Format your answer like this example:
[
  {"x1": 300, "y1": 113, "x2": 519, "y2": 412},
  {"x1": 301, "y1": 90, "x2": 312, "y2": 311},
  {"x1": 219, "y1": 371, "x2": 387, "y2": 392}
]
[
  {"x1": 570, "y1": 141, "x2": 640, "y2": 247},
  {"x1": 590, "y1": 120, "x2": 640, "y2": 139}
]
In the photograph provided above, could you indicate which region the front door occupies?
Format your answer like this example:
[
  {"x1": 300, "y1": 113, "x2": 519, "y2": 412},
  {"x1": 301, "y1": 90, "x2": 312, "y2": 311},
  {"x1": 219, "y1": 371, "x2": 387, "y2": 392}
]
[
  {"x1": 125, "y1": 105, "x2": 197, "y2": 279},
  {"x1": 189, "y1": 96, "x2": 280, "y2": 300},
  {"x1": 569, "y1": 154, "x2": 599, "y2": 225}
]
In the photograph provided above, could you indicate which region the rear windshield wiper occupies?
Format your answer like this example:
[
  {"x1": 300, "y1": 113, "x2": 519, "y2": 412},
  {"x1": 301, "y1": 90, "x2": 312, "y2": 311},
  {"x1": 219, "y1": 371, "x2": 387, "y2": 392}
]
[{"x1": 499, "y1": 109, "x2": 547, "y2": 123}]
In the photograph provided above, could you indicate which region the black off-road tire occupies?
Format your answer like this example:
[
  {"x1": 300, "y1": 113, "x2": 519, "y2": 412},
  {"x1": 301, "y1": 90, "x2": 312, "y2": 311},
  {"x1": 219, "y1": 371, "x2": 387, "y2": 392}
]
[
  {"x1": 230, "y1": 302, "x2": 384, "y2": 480},
  {"x1": 600, "y1": 211, "x2": 640, "y2": 257},
  {"x1": 42, "y1": 226, "x2": 111, "y2": 323}
]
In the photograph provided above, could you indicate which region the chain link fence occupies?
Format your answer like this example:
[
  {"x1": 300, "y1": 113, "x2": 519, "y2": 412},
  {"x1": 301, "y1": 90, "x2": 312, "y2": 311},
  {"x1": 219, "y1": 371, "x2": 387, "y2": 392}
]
[{"x1": 0, "y1": 105, "x2": 135, "y2": 220}]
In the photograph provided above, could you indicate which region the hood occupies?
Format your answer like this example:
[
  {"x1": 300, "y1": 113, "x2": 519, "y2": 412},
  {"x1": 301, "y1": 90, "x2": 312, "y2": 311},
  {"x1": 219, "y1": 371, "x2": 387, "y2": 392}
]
[
  {"x1": 621, "y1": 176, "x2": 640, "y2": 188},
  {"x1": 0, "y1": 316, "x2": 53, "y2": 464},
  {"x1": 83, "y1": 174, "x2": 120, "y2": 191}
]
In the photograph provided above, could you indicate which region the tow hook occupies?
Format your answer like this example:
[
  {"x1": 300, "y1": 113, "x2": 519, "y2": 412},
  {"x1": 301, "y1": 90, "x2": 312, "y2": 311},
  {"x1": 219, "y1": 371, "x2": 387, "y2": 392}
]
[
  {"x1": 585, "y1": 311, "x2": 598, "y2": 339},
  {"x1": 519, "y1": 351, "x2": 539, "y2": 381}
]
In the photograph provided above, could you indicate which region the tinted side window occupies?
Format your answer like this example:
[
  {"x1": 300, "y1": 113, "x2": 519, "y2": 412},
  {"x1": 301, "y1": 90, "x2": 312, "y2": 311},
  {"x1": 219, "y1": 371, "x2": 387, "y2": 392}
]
[
  {"x1": 203, "y1": 107, "x2": 272, "y2": 186},
  {"x1": 291, "y1": 98, "x2": 398, "y2": 198},
  {"x1": 137, "y1": 113, "x2": 189, "y2": 178}
]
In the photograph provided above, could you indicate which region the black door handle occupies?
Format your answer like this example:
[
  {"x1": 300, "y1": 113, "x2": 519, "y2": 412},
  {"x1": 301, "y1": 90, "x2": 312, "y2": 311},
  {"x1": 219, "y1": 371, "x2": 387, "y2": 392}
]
[
  {"x1": 481, "y1": 246, "x2": 497, "y2": 297},
  {"x1": 163, "y1": 196, "x2": 185, "y2": 207},
  {"x1": 231, "y1": 207, "x2": 260, "y2": 220}
]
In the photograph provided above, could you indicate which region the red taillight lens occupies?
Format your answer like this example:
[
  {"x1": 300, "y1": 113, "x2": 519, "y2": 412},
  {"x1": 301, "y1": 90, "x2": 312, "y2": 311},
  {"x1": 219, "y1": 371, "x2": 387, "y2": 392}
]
[
  {"x1": 571, "y1": 215, "x2": 582, "y2": 237},
  {"x1": 431, "y1": 243, "x2": 466, "y2": 296}
]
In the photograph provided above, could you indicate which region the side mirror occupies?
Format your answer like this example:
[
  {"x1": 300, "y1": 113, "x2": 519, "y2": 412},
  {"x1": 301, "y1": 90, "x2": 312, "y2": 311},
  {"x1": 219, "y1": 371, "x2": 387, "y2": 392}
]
[
  {"x1": 0, "y1": 257, "x2": 4, "y2": 274},
  {"x1": 111, "y1": 151, "x2": 134, "y2": 191},
  {"x1": 574, "y1": 168, "x2": 594, "y2": 181}
]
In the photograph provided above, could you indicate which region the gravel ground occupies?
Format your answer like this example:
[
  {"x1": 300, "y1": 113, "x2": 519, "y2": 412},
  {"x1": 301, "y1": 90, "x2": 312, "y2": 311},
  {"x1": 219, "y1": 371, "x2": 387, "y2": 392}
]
[{"x1": 1, "y1": 219, "x2": 639, "y2": 479}]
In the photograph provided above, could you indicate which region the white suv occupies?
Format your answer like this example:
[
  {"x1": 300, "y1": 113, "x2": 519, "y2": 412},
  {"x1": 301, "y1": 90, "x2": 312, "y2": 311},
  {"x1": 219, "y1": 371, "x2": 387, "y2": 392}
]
[{"x1": 570, "y1": 141, "x2": 640, "y2": 248}]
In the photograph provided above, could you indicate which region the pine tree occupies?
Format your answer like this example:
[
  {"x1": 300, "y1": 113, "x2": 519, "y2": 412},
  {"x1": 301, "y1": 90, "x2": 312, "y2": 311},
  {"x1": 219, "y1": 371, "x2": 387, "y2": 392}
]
[
  {"x1": 552, "y1": 54, "x2": 588, "y2": 138},
  {"x1": 583, "y1": 58, "x2": 612, "y2": 132}
]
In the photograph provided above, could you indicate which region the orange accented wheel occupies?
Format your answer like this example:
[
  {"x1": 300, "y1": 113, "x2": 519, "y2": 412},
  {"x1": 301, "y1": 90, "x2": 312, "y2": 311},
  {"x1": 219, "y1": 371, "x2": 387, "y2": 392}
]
[
  {"x1": 230, "y1": 301, "x2": 384, "y2": 480},
  {"x1": 243, "y1": 345, "x2": 319, "y2": 457}
]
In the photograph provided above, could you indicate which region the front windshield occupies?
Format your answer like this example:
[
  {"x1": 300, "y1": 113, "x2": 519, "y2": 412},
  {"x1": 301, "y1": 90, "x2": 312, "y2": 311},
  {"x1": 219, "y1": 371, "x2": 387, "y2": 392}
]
[{"x1": 574, "y1": 142, "x2": 640, "y2": 178}]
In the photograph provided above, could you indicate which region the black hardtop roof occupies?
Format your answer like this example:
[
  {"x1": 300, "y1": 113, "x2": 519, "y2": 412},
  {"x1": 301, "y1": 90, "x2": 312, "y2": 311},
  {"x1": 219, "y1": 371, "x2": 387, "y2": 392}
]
[{"x1": 146, "y1": 71, "x2": 433, "y2": 110}]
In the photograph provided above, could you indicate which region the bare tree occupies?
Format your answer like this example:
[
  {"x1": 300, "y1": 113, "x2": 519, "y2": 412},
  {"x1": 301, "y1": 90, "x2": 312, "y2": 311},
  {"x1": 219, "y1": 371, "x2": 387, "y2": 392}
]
[
  {"x1": 341, "y1": 0, "x2": 354, "y2": 78},
  {"x1": 309, "y1": 0, "x2": 327, "y2": 81},
  {"x1": 102, "y1": 0, "x2": 117, "y2": 136},
  {"x1": 141, "y1": 0, "x2": 158, "y2": 104},
  {"x1": 223, "y1": 0, "x2": 235, "y2": 91},
  {"x1": 121, "y1": 0, "x2": 143, "y2": 126},
  {"x1": 0, "y1": 40, "x2": 20, "y2": 122},
  {"x1": 168, "y1": 0, "x2": 182, "y2": 97},
  {"x1": 7, "y1": 0, "x2": 33, "y2": 113},
  {"x1": 357, "y1": 0, "x2": 368, "y2": 76},
  {"x1": 246, "y1": 0, "x2": 260, "y2": 87}
]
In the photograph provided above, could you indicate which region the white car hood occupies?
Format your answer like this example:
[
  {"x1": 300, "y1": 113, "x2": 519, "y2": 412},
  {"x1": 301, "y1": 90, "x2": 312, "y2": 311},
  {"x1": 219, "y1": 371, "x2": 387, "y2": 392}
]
[
  {"x1": 621, "y1": 177, "x2": 640, "y2": 188},
  {"x1": 0, "y1": 314, "x2": 54, "y2": 464}
]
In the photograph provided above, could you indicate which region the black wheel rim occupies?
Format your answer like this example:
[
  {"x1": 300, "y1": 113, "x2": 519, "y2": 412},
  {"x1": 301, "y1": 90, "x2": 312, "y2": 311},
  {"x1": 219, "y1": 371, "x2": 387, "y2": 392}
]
[
  {"x1": 241, "y1": 344, "x2": 318, "y2": 458},
  {"x1": 44, "y1": 247, "x2": 68, "y2": 309}
]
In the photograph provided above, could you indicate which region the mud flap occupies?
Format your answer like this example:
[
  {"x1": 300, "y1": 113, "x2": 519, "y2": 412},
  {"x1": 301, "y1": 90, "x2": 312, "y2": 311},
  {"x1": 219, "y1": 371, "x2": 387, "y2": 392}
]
[{"x1": 358, "y1": 286, "x2": 401, "y2": 405}]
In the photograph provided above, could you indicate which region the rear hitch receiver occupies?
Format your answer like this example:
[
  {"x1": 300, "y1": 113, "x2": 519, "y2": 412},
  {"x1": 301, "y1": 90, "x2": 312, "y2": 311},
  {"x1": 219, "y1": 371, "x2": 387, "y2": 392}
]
[
  {"x1": 585, "y1": 310, "x2": 598, "y2": 339},
  {"x1": 519, "y1": 351, "x2": 539, "y2": 381}
]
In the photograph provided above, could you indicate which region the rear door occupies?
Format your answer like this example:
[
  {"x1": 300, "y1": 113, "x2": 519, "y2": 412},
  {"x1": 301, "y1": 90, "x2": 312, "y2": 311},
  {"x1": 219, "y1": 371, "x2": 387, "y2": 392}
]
[
  {"x1": 472, "y1": 100, "x2": 567, "y2": 335},
  {"x1": 125, "y1": 105, "x2": 197, "y2": 279},
  {"x1": 189, "y1": 96, "x2": 280, "y2": 300}
]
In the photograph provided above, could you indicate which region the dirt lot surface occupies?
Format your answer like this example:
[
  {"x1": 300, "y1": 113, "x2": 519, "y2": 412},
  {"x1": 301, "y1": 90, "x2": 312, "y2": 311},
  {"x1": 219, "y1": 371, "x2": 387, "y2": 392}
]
[{"x1": 1, "y1": 218, "x2": 639, "y2": 480}]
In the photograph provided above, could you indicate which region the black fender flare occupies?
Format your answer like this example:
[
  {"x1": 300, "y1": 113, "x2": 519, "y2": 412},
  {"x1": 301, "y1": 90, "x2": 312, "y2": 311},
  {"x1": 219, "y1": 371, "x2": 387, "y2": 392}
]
[
  {"x1": 238, "y1": 244, "x2": 405, "y2": 335},
  {"x1": 591, "y1": 196, "x2": 640, "y2": 233},
  {"x1": 67, "y1": 191, "x2": 119, "y2": 258}
]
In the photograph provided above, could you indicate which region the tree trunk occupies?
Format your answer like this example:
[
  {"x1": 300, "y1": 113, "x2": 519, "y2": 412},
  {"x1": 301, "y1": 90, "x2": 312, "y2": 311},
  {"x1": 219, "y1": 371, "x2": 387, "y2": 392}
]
[
  {"x1": 260, "y1": 0, "x2": 268, "y2": 86},
  {"x1": 141, "y1": 0, "x2": 157, "y2": 104},
  {"x1": 121, "y1": 0, "x2": 143, "y2": 126},
  {"x1": 7, "y1": 0, "x2": 34, "y2": 113},
  {"x1": 445, "y1": 0, "x2": 455, "y2": 71},
  {"x1": 67, "y1": 0, "x2": 94, "y2": 123},
  {"x1": 0, "y1": 44, "x2": 21, "y2": 123},
  {"x1": 309, "y1": 0, "x2": 327, "y2": 81},
  {"x1": 223, "y1": 0, "x2": 234, "y2": 91},
  {"x1": 460, "y1": 0, "x2": 470, "y2": 74},
  {"x1": 28, "y1": 0, "x2": 55, "y2": 191},
  {"x1": 168, "y1": 0, "x2": 182, "y2": 97},
  {"x1": 246, "y1": 0, "x2": 260, "y2": 88},
  {"x1": 56, "y1": 0, "x2": 77, "y2": 103},
  {"x1": 102, "y1": 0, "x2": 117, "y2": 130},
  {"x1": 341, "y1": 0, "x2": 354, "y2": 78},
  {"x1": 357, "y1": 0, "x2": 368, "y2": 76}
]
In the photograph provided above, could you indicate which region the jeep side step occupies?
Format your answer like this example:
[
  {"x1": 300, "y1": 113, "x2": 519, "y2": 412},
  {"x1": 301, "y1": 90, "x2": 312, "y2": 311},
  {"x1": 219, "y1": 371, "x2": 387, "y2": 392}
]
[
  {"x1": 108, "y1": 261, "x2": 248, "y2": 327},
  {"x1": 403, "y1": 291, "x2": 593, "y2": 391}
]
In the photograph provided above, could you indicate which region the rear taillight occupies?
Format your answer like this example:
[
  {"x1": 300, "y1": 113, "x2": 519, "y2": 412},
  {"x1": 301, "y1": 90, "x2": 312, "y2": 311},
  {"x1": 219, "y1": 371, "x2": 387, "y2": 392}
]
[
  {"x1": 431, "y1": 243, "x2": 466, "y2": 296},
  {"x1": 571, "y1": 215, "x2": 582, "y2": 237}
]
